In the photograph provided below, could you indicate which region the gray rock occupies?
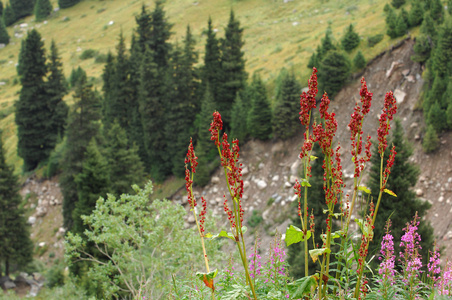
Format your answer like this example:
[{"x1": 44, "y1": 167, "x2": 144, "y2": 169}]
[
  {"x1": 289, "y1": 175, "x2": 297, "y2": 184},
  {"x1": 27, "y1": 216, "x2": 36, "y2": 225},
  {"x1": 415, "y1": 189, "x2": 423, "y2": 197},
  {"x1": 242, "y1": 166, "x2": 249, "y2": 175},
  {"x1": 285, "y1": 181, "x2": 292, "y2": 188},
  {"x1": 257, "y1": 180, "x2": 267, "y2": 190},
  {"x1": 211, "y1": 176, "x2": 220, "y2": 184},
  {"x1": 272, "y1": 175, "x2": 280, "y2": 182},
  {"x1": 290, "y1": 160, "x2": 300, "y2": 175},
  {"x1": 258, "y1": 162, "x2": 265, "y2": 170}
]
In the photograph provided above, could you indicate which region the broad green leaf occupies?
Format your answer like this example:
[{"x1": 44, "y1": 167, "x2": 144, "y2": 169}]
[
  {"x1": 288, "y1": 275, "x2": 318, "y2": 298},
  {"x1": 241, "y1": 226, "x2": 247, "y2": 234},
  {"x1": 285, "y1": 225, "x2": 311, "y2": 246},
  {"x1": 309, "y1": 248, "x2": 331, "y2": 263},
  {"x1": 196, "y1": 269, "x2": 218, "y2": 290},
  {"x1": 358, "y1": 185, "x2": 371, "y2": 194},
  {"x1": 384, "y1": 188, "x2": 397, "y2": 197},
  {"x1": 355, "y1": 218, "x2": 373, "y2": 238},
  {"x1": 332, "y1": 212, "x2": 342, "y2": 219},
  {"x1": 301, "y1": 179, "x2": 311, "y2": 187},
  {"x1": 208, "y1": 230, "x2": 235, "y2": 241},
  {"x1": 310, "y1": 155, "x2": 318, "y2": 161}
]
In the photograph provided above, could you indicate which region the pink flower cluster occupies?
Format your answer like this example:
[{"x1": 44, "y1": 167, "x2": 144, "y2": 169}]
[
  {"x1": 378, "y1": 220, "x2": 396, "y2": 285},
  {"x1": 399, "y1": 214, "x2": 422, "y2": 284},
  {"x1": 248, "y1": 245, "x2": 262, "y2": 279}
]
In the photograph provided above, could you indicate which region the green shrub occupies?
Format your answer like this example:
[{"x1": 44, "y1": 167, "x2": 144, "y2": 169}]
[
  {"x1": 367, "y1": 33, "x2": 384, "y2": 47},
  {"x1": 248, "y1": 210, "x2": 263, "y2": 228},
  {"x1": 94, "y1": 53, "x2": 108, "y2": 63},
  {"x1": 79, "y1": 49, "x2": 98, "y2": 60}
]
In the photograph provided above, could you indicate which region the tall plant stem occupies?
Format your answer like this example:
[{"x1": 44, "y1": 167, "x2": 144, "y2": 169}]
[{"x1": 372, "y1": 155, "x2": 384, "y2": 226}]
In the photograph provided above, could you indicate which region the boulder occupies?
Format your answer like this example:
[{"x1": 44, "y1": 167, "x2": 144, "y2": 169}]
[
  {"x1": 257, "y1": 180, "x2": 267, "y2": 190},
  {"x1": 415, "y1": 189, "x2": 423, "y2": 197},
  {"x1": 211, "y1": 176, "x2": 220, "y2": 184},
  {"x1": 27, "y1": 216, "x2": 36, "y2": 225},
  {"x1": 289, "y1": 175, "x2": 297, "y2": 184},
  {"x1": 290, "y1": 160, "x2": 300, "y2": 175},
  {"x1": 272, "y1": 175, "x2": 280, "y2": 182}
]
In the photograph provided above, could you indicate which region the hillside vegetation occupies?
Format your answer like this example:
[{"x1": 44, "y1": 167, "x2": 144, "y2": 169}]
[{"x1": 0, "y1": 0, "x2": 398, "y2": 170}]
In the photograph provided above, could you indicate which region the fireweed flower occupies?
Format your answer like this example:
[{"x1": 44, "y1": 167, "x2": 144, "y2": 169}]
[
  {"x1": 379, "y1": 219, "x2": 396, "y2": 286},
  {"x1": 248, "y1": 242, "x2": 262, "y2": 279},
  {"x1": 399, "y1": 214, "x2": 422, "y2": 285},
  {"x1": 427, "y1": 244, "x2": 441, "y2": 284},
  {"x1": 437, "y1": 261, "x2": 452, "y2": 296},
  {"x1": 265, "y1": 234, "x2": 288, "y2": 284}
]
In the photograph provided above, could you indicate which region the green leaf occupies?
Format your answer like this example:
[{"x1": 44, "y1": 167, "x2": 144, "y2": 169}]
[
  {"x1": 355, "y1": 218, "x2": 373, "y2": 238},
  {"x1": 285, "y1": 225, "x2": 311, "y2": 246},
  {"x1": 208, "y1": 230, "x2": 236, "y2": 241},
  {"x1": 241, "y1": 226, "x2": 247, "y2": 234},
  {"x1": 358, "y1": 185, "x2": 371, "y2": 194},
  {"x1": 384, "y1": 188, "x2": 397, "y2": 197},
  {"x1": 288, "y1": 275, "x2": 318, "y2": 298},
  {"x1": 332, "y1": 212, "x2": 342, "y2": 219},
  {"x1": 309, "y1": 248, "x2": 331, "y2": 263},
  {"x1": 301, "y1": 178, "x2": 311, "y2": 187},
  {"x1": 310, "y1": 155, "x2": 318, "y2": 161},
  {"x1": 196, "y1": 269, "x2": 218, "y2": 290}
]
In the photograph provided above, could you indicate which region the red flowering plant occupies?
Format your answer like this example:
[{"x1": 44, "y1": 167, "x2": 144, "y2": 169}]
[{"x1": 184, "y1": 138, "x2": 217, "y2": 299}]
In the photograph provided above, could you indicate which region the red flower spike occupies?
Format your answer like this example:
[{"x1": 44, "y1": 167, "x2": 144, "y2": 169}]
[
  {"x1": 299, "y1": 68, "x2": 318, "y2": 126},
  {"x1": 209, "y1": 111, "x2": 223, "y2": 146}
]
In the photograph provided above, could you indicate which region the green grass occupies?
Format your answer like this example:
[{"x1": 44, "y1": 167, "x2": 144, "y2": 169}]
[{"x1": 0, "y1": 0, "x2": 405, "y2": 171}]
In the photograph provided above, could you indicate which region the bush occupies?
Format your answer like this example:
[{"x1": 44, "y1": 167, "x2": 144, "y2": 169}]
[
  {"x1": 79, "y1": 49, "x2": 98, "y2": 60},
  {"x1": 367, "y1": 33, "x2": 384, "y2": 47},
  {"x1": 248, "y1": 210, "x2": 263, "y2": 228},
  {"x1": 423, "y1": 124, "x2": 440, "y2": 153},
  {"x1": 94, "y1": 53, "x2": 108, "y2": 64},
  {"x1": 353, "y1": 50, "x2": 366, "y2": 69}
]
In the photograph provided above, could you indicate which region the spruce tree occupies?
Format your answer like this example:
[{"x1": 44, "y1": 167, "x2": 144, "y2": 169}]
[
  {"x1": 103, "y1": 31, "x2": 130, "y2": 131},
  {"x1": 10, "y1": 0, "x2": 34, "y2": 19},
  {"x1": 46, "y1": 40, "x2": 68, "y2": 140},
  {"x1": 139, "y1": 46, "x2": 168, "y2": 180},
  {"x1": 409, "y1": 0, "x2": 424, "y2": 27},
  {"x1": 318, "y1": 50, "x2": 351, "y2": 97},
  {"x1": 368, "y1": 120, "x2": 433, "y2": 265},
  {"x1": 34, "y1": 0, "x2": 52, "y2": 22},
  {"x1": 0, "y1": 18, "x2": 9, "y2": 45},
  {"x1": 194, "y1": 86, "x2": 219, "y2": 187},
  {"x1": 149, "y1": 0, "x2": 173, "y2": 70},
  {"x1": 423, "y1": 124, "x2": 440, "y2": 153},
  {"x1": 60, "y1": 82, "x2": 102, "y2": 230},
  {"x1": 3, "y1": 3, "x2": 16, "y2": 26},
  {"x1": 395, "y1": 12, "x2": 408, "y2": 37},
  {"x1": 247, "y1": 74, "x2": 272, "y2": 140},
  {"x1": 218, "y1": 10, "x2": 247, "y2": 128},
  {"x1": 72, "y1": 138, "x2": 110, "y2": 236},
  {"x1": 58, "y1": 0, "x2": 81, "y2": 9},
  {"x1": 202, "y1": 17, "x2": 222, "y2": 104},
  {"x1": 104, "y1": 122, "x2": 144, "y2": 196},
  {"x1": 230, "y1": 93, "x2": 249, "y2": 143},
  {"x1": 430, "y1": 0, "x2": 444, "y2": 23},
  {"x1": 420, "y1": 13, "x2": 437, "y2": 43},
  {"x1": 353, "y1": 50, "x2": 366, "y2": 69},
  {"x1": 427, "y1": 101, "x2": 447, "y2": 132},
  {"x1": 69, "y1": 66, "x2": 87, "y2": 89},
  {"x1": 135, "y1": 4, "x2": 151, "y2": 52},
  {"x1": 412, "y1": 35, "x2": 432, "y2": 63},
  {"x1": 0, "y1": 132, "x2": 33, "y2": 276},
  {"x1": 445, "y1": 81, "x2": 452, "y2": 129},
  {"x1": 341, "y1": 24, "x2": 360, "y2": 52},
  {"x1": 386, "y1": 7, "x2": 398, "y2": 38},
  {"x1": 432, "y1": 19, "x2": 452, "y2": 77},
  {"x1": 0, "y1": 1, "x2": 3, "y2": 16},
  {"x1": 273, "y1": 72, "x2": 302, "y2": 140},
  {"x1": 15, "y1": 29, "x2": 54, "y2": 171},
  {"x1": 391, "y1": 0, "x2": 405, "y2": 9}
]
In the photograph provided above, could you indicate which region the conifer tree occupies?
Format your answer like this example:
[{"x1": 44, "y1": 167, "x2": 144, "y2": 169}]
[
  {"x1": 353, "y1": 50, "x2": 366, "y2": 69},
  {"x1": 385, "y1": 6, "x2": 398, "y2": 38},
  {"x1": 69, "y1": 66, "x2": 87, "y2": 88},
  {"x1": 409, "y1": 0, "x2": 424, "y2": 27},
  {"x1": 218, "y1": 10, "x2": 247, "y2": 128},
  {"x1": 46, "y1": 40, "x2": 68, "y2": 140},
  {"x1": 368, "y1": 120, "x2": 433, "y2": 264},
  {"x1": 60, "y1": 82, "x2": 102, "y2": 230},
  {"x1": 395, "y1": 12, "x2": 408, "y2": 37},
  {"x1": 432, "y1": 19, "x2": 452, "y2": 77},
  {"x1": 0, "y1": 132, "x2": 33, "y2": 276},
  {"x1": 423, "y1": 124, "x2": 440, "y2": 153},
  {"x1": 72, "y1": 139, "x2": 110, "y2": 236},
  {"x1": 391, "y1": 0, "x2": 405, "y2": 9},
  {"x1": 445, "y1": 81, "x2": 452, "y2": 129},
  {"x1": 15, "y1": 29, "x2": 54, "y2": 171},
  {"x1": 448, "y1": 0, "x2": 452, "y2": 15},
  {"x1": 0, "y1": 1, "x2": 3, "y2": 16},
  {"x1": 0, "y1": 18, "x2": 9, "y2": 44},
  {"x1": 318, "y1": 50, "x2": 351, "y2": 97},
  {"x1": 139, "y1": 47, "x2": 168, "y2": 180},
  {"x1": 3, "y1": 4, "x2": 16, "y2": 27},
  {"x1": 135, "y1": 4, "x2": 151, "y2": 52},
  {"x1": 273, "y1": 72, "x2": 302, "y2": 140},
  {"x1": 104, "y1": 122, "x2": 144, "y2": 196},
  {"x1": 341, "y1": 24, "x2": 360, "y2": 52},
  {"x1": 149, "y1": 0, "x2": 173, "y2": 70},
  {"x1": 420, "y1": 13, "x2": 437, "y2": 42},
  {"x1": 247, "y1": 74, "x2": 272, "y2": 140},
  {"x1": 202, "y1": 17, "x2": 222, "y2": 103},
  {"x1": 101, "y1": 52, "x2": 115, "y2": 117},
  {"x1": 194, "y1": 86, "x2": 219, "y2": 187},
  {"x1": 230, "y1": 92, "x2": 249, "y2": 142},
  {"x1": 430, "y1": 0, "x2": 444, "y2": 23},
  {"x1": 34, "y1": 0, "x2": 52, "y2": 22},
  {"x1": 103, "y1": 31, "x2": 130, "y2": 131},
  {"x1": 427, "y1": 101, "x2": 447, "y2": 132},
  {"x1": 10, "y1": 0, "x2": 34, "y2": 19},
  {"x1": 412, "y1": 35, "x2": 432, "y2": 63},
  {"x1": 58, "y1": 0, "x2": 81, "y2": 9}
]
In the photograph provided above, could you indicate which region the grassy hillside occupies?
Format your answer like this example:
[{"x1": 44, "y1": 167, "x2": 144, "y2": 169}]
[{"x1": 0, "y1": 0, "x2": 399, "y2": 171}]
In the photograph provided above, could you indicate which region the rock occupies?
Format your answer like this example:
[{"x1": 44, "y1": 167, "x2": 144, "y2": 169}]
[
  {"x1": 257, "y1": 180, "x2": 267, "y2": 190},
  {"x1": 244, "y1": 180, "x2": 250, "y2": 188},
  {"x1": 275, "y1": 195, "x2": 282, "y2": 203},
  {"x1": 242, "y1": 166, "x2": 249, "y2": 175},
  {"x1": 406, "y1": 75, "x2": 415, "y2": 82},
  {"x1": 20, "y1": 23, "x2": 28, "y2": 28},
  {"x1": 402, "y1": 69, "x2": 410, "y2": 76},
  {"x1": 262, "y1": 208, "x2": 272, "y2": 222},
  {"x1": 36, "y1": 206, "x2": 47, "y2": 217},
  {"x1": 209, "y1": 200, "x2": 216, "y2": 205},
  {"x1": 290, "y1": 160, "x2": 300, "y2": 175},
  {"x1": 272, "y1": 175, "x2": 280, "y2": 182},
  {"x1": 216, "y1": 197, "x2": 222, "y2": 203},
  {"x1": 211, "y1": 176, "x2": 220, "y2": 184},
  {"x1": 108, "y1": 20, "x2": 114, "y2": 26},
  {"x1": 290, "y1": 194, "x2": 298, "y2": 202},
  {"x1": 414, "y1": 134, "x2": 420, "y2": 140},
  {"x1": 258, "y1": 162, "x2": 265, "y2": 170},
  {"x1": 410, "y1": 122, "x2": 418, "y2": 128},
  {"x1": 289, "y1": 175, "x2": 297, "y2": 184},
  {"x1": 27, "y1": 216, "x2": 36, "y2": 225},
  {"x1": 415, "y1": 189, "x2": 423, "y2": 197},
  {"x1": 419, "y1": 176, "x2": 426, "y2": 182},
  {"x1": 57, "y1": 227, "x2": 65, "y2": 236},
  {"x1": 212, "y1": 186, "x2": 219, "y2": 193},
  {"x1": 39, "y1": 242, "x2": 46, "y2": 247},
  {"x1": 438, "y1": 196, "x2": 444, "y2": 203},
  {"x1": 393, "y1": 89, "x2": 406, "y2": 104},
  {"x1": 292, "y1": 21, "x2": 299, "y2": 26},
  {"x1": 187, "y1": 215, "x2": 195, "y2": 223},
  {"x1": 281, "y1": 200, "x2": 286, "y2": 206},
  {"x1": 285, "y1": 181, "x2": 292, "y2": 188}
]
